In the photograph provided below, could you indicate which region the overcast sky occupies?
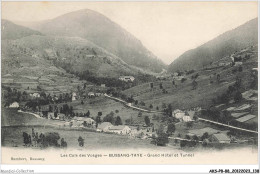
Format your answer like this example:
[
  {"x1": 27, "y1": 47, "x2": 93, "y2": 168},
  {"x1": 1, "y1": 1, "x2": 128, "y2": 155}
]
[{"x1": 2, "y1": 1, "x2": 258, "y2": 64}]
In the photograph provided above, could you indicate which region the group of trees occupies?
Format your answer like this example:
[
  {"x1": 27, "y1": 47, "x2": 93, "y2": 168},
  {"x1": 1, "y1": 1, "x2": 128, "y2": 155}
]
[
  {"x1": 99, "y1": 111, "x2": 123, "y2": 126},
  {"x1": 23, "y1": 130, "x2": 67, "y2": 149},
  {"x1": 212, "y1": 76, "x2": 243, "y2": 105}
]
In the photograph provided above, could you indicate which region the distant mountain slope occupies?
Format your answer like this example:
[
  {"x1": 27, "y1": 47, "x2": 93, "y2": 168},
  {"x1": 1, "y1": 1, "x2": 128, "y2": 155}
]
[
  {"x1": 16, "y1": 9, "x2": 165, "y2": 73},
  {"x1": 2, "y1": 19, "x2": 42, "y2": 40},
  {"x1": 1, "y1": 33, "x2": 149, "y2": 78},
  {"x1": 168, "y1": 18, "x2": 258, "y2": 72}
]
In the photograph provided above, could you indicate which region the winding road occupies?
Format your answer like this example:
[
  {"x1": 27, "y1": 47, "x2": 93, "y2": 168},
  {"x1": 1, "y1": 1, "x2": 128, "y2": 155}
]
[{"x1": 104, "y1": 94, "x2": 258, "y2": 134}]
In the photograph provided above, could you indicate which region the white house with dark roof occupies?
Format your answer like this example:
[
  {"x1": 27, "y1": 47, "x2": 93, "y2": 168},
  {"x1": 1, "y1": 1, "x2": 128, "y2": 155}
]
[
  {"x1": 9, "y1": 102, "x2": 19, "y2": 108},
  {"x1": 108, "y1": 125, "x2": 131, "y2": 135},
  {"x1": 97, "y1": 122, "x2": 113, "y2": 132},
  {"x1": 119, "y1": 76, "x2": 135, "y2": 82},
  {"x1": 210, "y1": 133, "x2": 230, "y2": 144}
]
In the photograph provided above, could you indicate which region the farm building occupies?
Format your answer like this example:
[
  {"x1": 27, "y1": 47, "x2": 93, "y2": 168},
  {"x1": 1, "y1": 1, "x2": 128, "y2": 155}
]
[
  {"x1": 182, "y1": 116, "x2": 192, "y2": 122},
  {"x1": 58, "y1": 113, "x2": 66, "y2": 121},
  {"x1": 30, "y1": 93, "x2": 40, "y2": 98},
  {"x1": 231, "y1": 112, "x2": 248, "y2": 118},
  {"x1": 109, "y1": 125, "x2": 131, "y2": 135},
  {"x1": 96, "y1": 122, "x2": 113, "y2": 132},
  {"x1": 72, "y1": 92, "x2": 77, "y2": 101},
  {"x1": 210, "y1": 133, "x2": 231, "y2": 144},
  {"x1": 119, "y1": 76, "x2": 135, "y2": 82},
  {"x1": 71, "y1": 117, "x2": 96, "y2": 127},
  {"x1": 235, "y1": 114, "x2": 256, "y2": 123},
  {"x1": 88, "y1": 92, "x2": 95, "y2": 97},
  {"x1": 9, "y1": 102, "x2": 19, "y2": 108}
]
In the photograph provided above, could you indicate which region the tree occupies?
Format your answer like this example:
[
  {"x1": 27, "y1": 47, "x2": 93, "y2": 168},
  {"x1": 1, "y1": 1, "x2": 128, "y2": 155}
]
[
  {"x1": 156, "y1": 106, "x2": 159, "y2": 110},
  {"x1": 162, "y1": 103, "x2": 167, "y2": 109},
  {"x1": 192, "y1": 135, "x2": 199, "y2": 142},
  {"x1": 186, "y1": 121, "x2": 193, "y2": 128},
  {"x1": 159, "y1": 83, "x2": 163, "y2": 89},
  {"x1": 192, "y1": 80, "x2": 198, "y2": 90},
  {"x1": 144, "y1": 116, "x2": 150, "y2": 126},
  {"x1": 217, "y1": 74, "x2": 220, "y2": 83},
  {"x1": 125, "y1": 116, "x2": 133, "y2": 125},
  {"x1": 180, "y1": 140, "x2": 187, "y2": 148},
  {"x1": 103, "y1": 112, "x2": 115, "y2": 124},
  {"x1": 45, "y1": 132, "x2": 60, "y2": 147},
  {"x1": 150, "y1": 82, "x2": 154, "y2": 89},
  {"x1": 181, "y1": 78, "x2": 187, "y2": 83},
  {"x1": 193, "y1": 115, "x2": 199, "y2": 121},
  {"x1": 78, "y1": 136, "x2": 84, "y2": 147},
  {"x1": 96, "y1": 116, "x2": 101, "y2": 125},
  {"x1": 185, "y1": 135, "x2": 191, "y2": 140},
  {"x1": 167, "y1": 123, "x2": 175, "y2": 135},
  {"x1": 60, "y1": 138, "x2": 67, "y2": 148},
  {"x1": 115, "y1": 116, "x2": 122, "y2": 125},
  {"x1": 157, "y1": 124, "x2": 165, "y2": 134},
  {"x1": 201, "y1": 132, "x2": 209, "y2": 140},
  {"x1": 155, "y1": 133, "x2": 169, "y2": 146},
  {"x1": 98, "y1": 112, "x2": 102, "y2": 117},
  {"x1": 138, "y1": 112, "x2": 142, "y2": 117},
  {"x1": 81, "y1": 100, "x2": 84, "y2": 105},
  {"x1": 149, "y1": 104, "x2": 153, "y2": 109},
  {"x1": 165, "y1": 104, "x2": 173, "y2": 116},
  {"x1": 234, "y1": 91, "x2": 243, "y2": 103},
  {"x1": 172, "y1": 80, "x2": 175, "y2": 87},
  {"x1": 86, "y1": 110, "x2": 90, "y2": 117}
]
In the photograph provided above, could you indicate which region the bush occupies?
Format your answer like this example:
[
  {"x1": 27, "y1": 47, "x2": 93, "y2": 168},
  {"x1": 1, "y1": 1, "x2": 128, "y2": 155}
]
[
  {"x1": 156, "y1": 133, "x2": 169, "y2": 146},
  {"x1": 45, "y1": 132, "x2": 60, "y2": 147}
]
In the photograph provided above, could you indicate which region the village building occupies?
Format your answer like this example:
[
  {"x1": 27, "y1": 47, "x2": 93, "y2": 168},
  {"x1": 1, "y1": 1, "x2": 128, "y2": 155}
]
[
  {"x1": 210, "y1": 133, "x2": 231, "y2": 144},
  {"x1": 96, "y1": 122, "x2": 113, "y2": 132},
  {"x1": 182, "y1": 116, "x2": 192, "y2": 122},
  {"x1": 235, "y1": 114, "x2": 256, "y2": 123},
  {"x1": 173, "y1": 109, "x2": 185, "y2": 119},
  {"x1": 101, "y1": 84, "x2": 106, "y2": 87},
  {"x1": 88, "y1": 92, "x2": 95, "y2": 98},
  {"x1": 47, "y1": 112, "x2": 55, "y2": 119},
  {"x1": 71, "y1": 117, "x2": 96, "y2": 127},
  {"x1": 108, "y1": 125, "x2": 131, "y2": 135},
  {"x1": 173, "y1": 76, "x2": 185, "y2": 80},
  {"x1": 58, "y1": 113, "x2": 66, "y2": 121},
  {"x1": 119, "y1": 76, "x2": 135, "y2": 82},
  {"x1": 173, "y1": 72, "x2": 179, "y2": 76},
  {"x1": 30, "y1": 93, "x2": 40, "y2": 98},
  {"x1": 72, "y1": 92, "x2": 77, "y2": 101},
  {"x1": 95, "y1": 92, "x2": 102, "y2": 97},
  {"x1": 9, "y1": 102, "x2": 19, "y2": 108}
]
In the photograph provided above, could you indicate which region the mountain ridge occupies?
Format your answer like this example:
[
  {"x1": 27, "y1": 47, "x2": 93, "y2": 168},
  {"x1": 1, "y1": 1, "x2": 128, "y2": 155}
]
[
  {"x1": 168, "y1": 18, "x2": 258, "y2": 72},
  {"x1": 14, "y1": 9, "x2": 166, "y2": 73}
]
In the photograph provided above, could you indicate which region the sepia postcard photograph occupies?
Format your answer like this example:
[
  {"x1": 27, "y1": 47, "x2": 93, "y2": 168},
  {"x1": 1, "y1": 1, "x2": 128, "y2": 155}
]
[{"x1": 0, "y1": 1, "x2": 259, "y2": 172}]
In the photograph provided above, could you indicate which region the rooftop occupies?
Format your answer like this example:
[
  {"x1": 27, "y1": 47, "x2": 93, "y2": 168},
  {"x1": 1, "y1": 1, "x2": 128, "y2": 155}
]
[
  {"x1": 212, "y1": 133, "x2": 230, "y2": 142},
  {"x1": 236, "y1": 114, "x2": 256, "y2": 123}
]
